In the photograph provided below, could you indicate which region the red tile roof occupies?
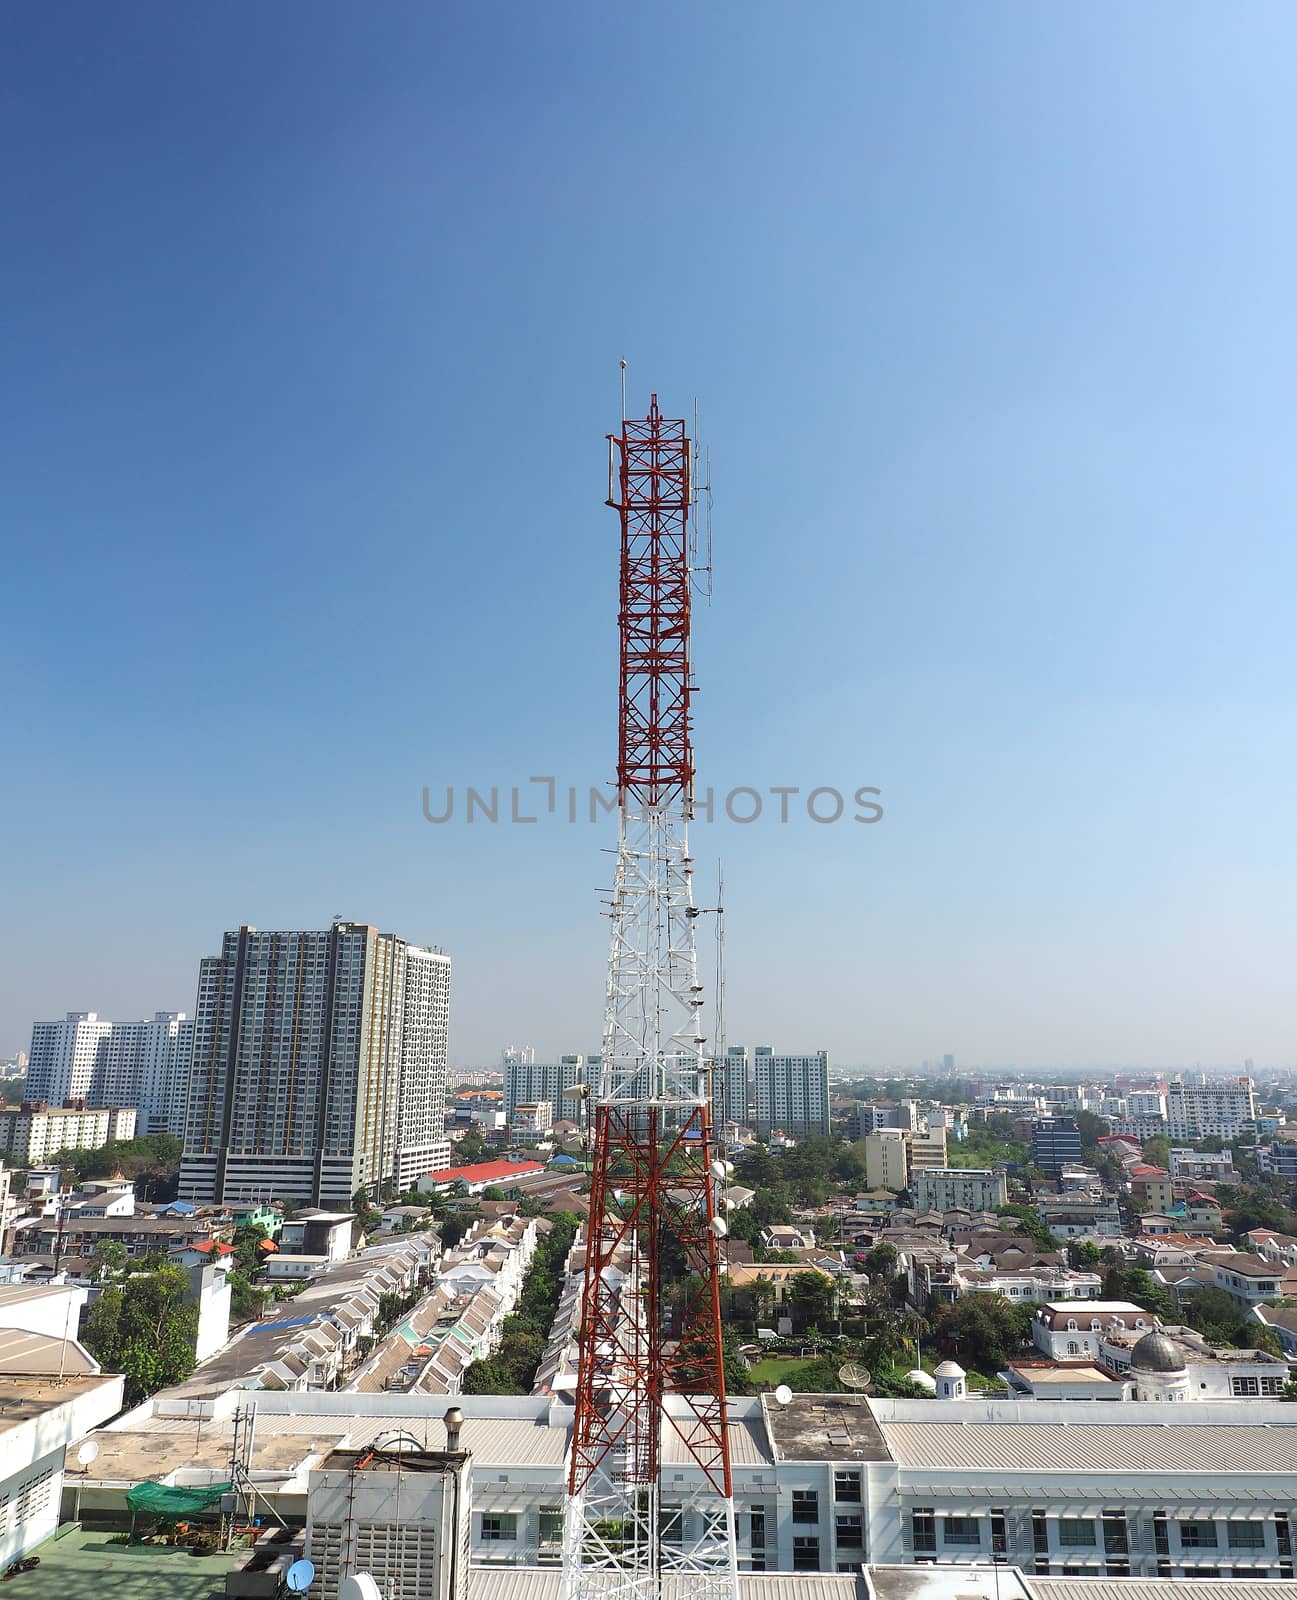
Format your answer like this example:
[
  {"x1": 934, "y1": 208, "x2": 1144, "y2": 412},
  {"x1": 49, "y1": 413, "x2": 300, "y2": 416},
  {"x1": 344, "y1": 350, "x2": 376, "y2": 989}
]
[{"x1": 428, "y1": 1159, "x2": 546, "y2": 1187}]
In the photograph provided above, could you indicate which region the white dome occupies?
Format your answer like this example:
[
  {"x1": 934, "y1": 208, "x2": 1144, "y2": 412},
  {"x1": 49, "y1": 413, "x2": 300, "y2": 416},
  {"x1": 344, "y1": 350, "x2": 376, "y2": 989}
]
[
  {"x1": 934, "y1": 1360, "x2": 965, "y2": 1378},
  {"x1": 906, "y1": 1369, "x2": 937, "y2": 1392}
]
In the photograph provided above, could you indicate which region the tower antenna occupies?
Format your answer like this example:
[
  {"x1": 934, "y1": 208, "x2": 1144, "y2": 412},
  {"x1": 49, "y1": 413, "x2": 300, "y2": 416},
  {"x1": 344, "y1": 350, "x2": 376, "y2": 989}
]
[{"x1": 563, "y1": 394, "x2": 738, "y2": 1600}]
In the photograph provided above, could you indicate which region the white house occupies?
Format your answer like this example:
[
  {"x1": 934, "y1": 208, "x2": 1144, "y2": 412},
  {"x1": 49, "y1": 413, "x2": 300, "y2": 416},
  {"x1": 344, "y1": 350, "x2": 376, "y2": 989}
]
[{"x1": 1032, "y1": 1300, "x2": 1157, "y2": 1359}]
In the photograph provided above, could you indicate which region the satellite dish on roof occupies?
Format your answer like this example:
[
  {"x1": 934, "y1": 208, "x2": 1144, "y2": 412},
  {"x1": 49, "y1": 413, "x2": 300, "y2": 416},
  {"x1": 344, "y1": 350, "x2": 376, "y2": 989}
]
[
  {"x1": 838, "y1": 1362, "x2": 872, "y2": 1392},
  {"x1": 76, "y1": 1441, "x2": 99, "y2": 1467},
  {"x1": 773, "y1": 1384, "x2": 793, "y2": 1406},
  {"x1": 340, "y1": 1577, "x2": 382, "y2": 1600},
  {"x1": 286, "y1": 1559, "x2": 316, "y2": 1593}
]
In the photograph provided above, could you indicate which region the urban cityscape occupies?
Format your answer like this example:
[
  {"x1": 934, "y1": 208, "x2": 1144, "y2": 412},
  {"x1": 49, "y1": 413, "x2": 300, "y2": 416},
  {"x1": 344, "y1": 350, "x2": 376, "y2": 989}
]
[{"x1": 4, "y1": 8, "x2": 1296, "y2": 1600}]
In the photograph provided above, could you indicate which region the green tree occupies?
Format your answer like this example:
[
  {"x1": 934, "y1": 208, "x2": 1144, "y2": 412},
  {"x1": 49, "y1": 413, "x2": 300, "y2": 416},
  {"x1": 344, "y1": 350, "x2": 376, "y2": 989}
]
[
  {"x1": 1141, "y1": 1136, "x2": 1171, "y2": 1171},
  {"x1": 863, "y1": 1242, "x2": 899, "y2": 1281},
  {"x1": 1101, "y1": 1265, "x2": 1171, "y2": 1319},
  {"x1": 91, "y1": 1239, "x2": 128, "y2": 1282},
  {"x1": 456, "y1": 1127, "x2": 487, "y2": 1164},
  {"x1": 82, "y1": 1262, "x2": 198, "y2": 1405},
  {"x1": 994, "y1": 1205, "x2": 1061, "y2": 1252},
  {"x1": 788, "y1": 1270, "x2": 836, "y2": 1332},
  {"x1": 232, "y1": 1223, "x2": 269, "y2": 1277},
  {"x1": 935, "y1": 1294, "x2": 1033, "y2": 1374}
]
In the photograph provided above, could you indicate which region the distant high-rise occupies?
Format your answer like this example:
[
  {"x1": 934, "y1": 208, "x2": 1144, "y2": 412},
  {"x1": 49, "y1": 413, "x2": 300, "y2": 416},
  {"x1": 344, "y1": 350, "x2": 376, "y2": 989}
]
[
  {"x1": 942, "y1": 1053, "x2": 955, "y2": 1075},
  {"x1": 713, "y1": 1045, "x2": 751, "y2": 1127},
  {"x1": 27, "y1": 1010, "x2": 192, "y2": 1134},
  {"x1": 501, "y1": 1043, "x2": 536, "y2": 1067},
  {"x1": 750, "y1": 1047, "x2": 830, "y2": 1137},
  {"x1": 179, "y1": 923, "x2": 450, "y2": 1207},
  {"x1": 502, "y1": 1054, "x2": 592, "y2": 1122}
]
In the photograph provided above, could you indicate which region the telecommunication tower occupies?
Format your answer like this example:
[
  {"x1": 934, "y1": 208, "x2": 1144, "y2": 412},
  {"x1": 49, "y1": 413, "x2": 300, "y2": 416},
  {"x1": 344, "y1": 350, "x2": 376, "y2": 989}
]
[{"x1": 562, "y1": 394, "x2": 738, "y2": 1600}]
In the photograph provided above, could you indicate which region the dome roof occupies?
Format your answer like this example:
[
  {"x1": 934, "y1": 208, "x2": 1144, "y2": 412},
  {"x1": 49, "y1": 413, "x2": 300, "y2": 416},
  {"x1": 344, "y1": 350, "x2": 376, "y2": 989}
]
[
  {"x1": 934, "y1": 1360, "x2": 965, "y2": 1378},
  {"x1": 1130, "y1": 1331, "x2": 1186, "y2": 1373}
]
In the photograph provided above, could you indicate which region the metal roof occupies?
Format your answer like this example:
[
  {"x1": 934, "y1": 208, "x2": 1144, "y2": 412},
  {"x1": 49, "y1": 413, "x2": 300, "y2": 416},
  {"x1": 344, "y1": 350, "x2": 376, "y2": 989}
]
[
  {"x1": 1031, "y1": 1582, "x2": 1295, "y2": 1600},
  {"x1": 881, "y1": 1420, "x2": 1297, "y2": 1474},
  {"x1": 470, "y1": 1571, "x2": 867, "y2": 1600}
]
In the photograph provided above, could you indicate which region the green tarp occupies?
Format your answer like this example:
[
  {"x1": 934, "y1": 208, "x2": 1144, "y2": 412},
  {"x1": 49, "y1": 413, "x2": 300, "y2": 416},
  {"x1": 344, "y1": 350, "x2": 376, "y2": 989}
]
[{"x1": 126, "y1": 1481, "x2": 232, "y2": 1514}]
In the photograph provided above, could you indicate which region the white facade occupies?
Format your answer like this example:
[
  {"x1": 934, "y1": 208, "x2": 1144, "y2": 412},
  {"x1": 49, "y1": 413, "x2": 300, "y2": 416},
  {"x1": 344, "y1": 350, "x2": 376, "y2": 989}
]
[
  {"x1": 751, "y1": 1048, "x2": 831, "y2": 1137},
  {"x1": 1032, "y1": 1302, "x2": 1157, "y2": 1360},
  {"x1": 396, "y1": 948, "x2": 453, "y2": 1190},
  {"x1": 1166, "y1": 1076, "x2": 1256, "y2": 1140},
  {"x1": 0, "y1": 1103, "x2": 137, "y2": 1166},
  {"x1": 27, "y1": 1010, "x2": 191, "y2": 1133},
  {"x1": 911, "y1": 1167, "x2": 1008, "y2": 1214},
  {"x1": 503, "y1": 1055, "x2": 589, "y2": 1122}
]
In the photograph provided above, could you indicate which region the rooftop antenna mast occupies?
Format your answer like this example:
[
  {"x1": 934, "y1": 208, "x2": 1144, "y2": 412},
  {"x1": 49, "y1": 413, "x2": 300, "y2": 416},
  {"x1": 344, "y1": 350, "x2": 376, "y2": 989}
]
[{"x1": 563, "y1": 388, "x2": 738, "y2": 1600}]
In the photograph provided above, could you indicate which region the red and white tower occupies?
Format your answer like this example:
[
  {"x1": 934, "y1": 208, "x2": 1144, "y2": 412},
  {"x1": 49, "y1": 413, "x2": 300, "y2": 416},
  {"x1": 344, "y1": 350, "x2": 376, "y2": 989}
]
[{"x1": 562, "y1": 396, "x2": 738, "y2": 1600}]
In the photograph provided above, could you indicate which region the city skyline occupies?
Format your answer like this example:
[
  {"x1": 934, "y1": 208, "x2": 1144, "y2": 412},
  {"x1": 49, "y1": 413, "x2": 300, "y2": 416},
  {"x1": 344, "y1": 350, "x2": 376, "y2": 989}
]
[{"x1": 5, "y1": 7, "x2": 1296, "y2": 1070}]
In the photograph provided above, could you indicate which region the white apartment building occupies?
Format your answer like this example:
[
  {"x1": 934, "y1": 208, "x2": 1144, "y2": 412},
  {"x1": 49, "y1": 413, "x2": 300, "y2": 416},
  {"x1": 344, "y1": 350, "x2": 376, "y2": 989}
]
[
  {"x1": 1098, "y1": 1326, "x2": 1289, "y2": 1401},
  {"x1": 27, "y1": 1010, "x2": 192, "y2": 1134},
  {"x1": 865, "y1": 1130, "x2": 908, "y2": 1193},
  {"x1": 0, "y1": 1101, "x2": 137, "y2": 1166},
  {"x1": 69, "y1": 1391, "x2": 1297, "y2": 1581},
  {"x1": 1170, "y1": 1147, "x2": 1236, "y2": 1181},
  {"x1": 1166, "y1": 1076, "x2": 1256, "y2": 1140},
  {"x1": 911, "y1": 1168, "x2": 1008, "y2": 1215},
  {"x1": 179, "y1": 924, "x2": 451, "y2": 1207},
  {"x1": 751, "y1": 1048, "x2": 831, "y2": 1137},
  {"x1": 396, "y1": 946, "x2": 454, "y2": 1189},
  {"x1": 503, "y1": 1055, "x2": 591, "y2": 1122}
]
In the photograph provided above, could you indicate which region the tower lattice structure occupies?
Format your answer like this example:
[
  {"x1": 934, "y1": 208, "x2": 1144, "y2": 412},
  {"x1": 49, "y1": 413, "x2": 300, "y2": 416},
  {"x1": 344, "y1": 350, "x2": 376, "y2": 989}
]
[{"x1": 562, "y1": 396, "x2": 738, "y2": 1600}]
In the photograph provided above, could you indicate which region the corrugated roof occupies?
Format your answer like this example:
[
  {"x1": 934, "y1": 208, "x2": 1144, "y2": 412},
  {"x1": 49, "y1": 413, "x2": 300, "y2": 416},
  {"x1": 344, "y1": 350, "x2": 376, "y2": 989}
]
[
  {"x1": 881, "y1": 1420, "x2": 1297, "y2": 1474},
  {"x1": 1032, "y1": 1582, "x2": 1293, "y2": 1600},
  {"x1": 470, "y1": 1572, "x2": 865, "y2": 1600}
]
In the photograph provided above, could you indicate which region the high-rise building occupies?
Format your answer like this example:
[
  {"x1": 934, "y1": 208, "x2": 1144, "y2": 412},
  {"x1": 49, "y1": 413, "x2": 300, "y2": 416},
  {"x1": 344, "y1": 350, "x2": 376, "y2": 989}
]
[
  {"x1": 27, "y1": 1011, "x2": 192, "y2": 1135},
  {"x1": 713, "y1": 1045, "x2": 750, "y2": 1127},
  {"x1": 502, "y1": 1055, "x2": 590, "y2": 1122},
  {"x1": 750, "y1": 1047, "x2": 830, "y2": 1137},
  {"x1": 1030, "y1": 1116, "x2": 1083, "y2": 1176},
  {"x1": 27, "y1": 1014, "x2": 113, "y2": 1104},
  {"x1": 942, "y1": 1053, "x2": 955, "y2": 1074},
  {"x1": 864, "y1": 1128, "x2": 908, "y2": 1192},
  {"x1": 179, "y1": 923, "x2": 451, "y2": 1207},
  {"x1": 1166, "y1": 1074, "x2": 1256, "y2": 1140}
]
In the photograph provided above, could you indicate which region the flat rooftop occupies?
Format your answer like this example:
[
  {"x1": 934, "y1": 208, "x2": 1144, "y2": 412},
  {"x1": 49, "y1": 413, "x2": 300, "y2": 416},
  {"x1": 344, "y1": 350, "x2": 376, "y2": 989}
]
[
  {"x1": 762, "y1": 1394, "x2": 892, "y2": 1463},
  {"x1": 0, "y1": 1526, "x2": 241, "y2": 1600},
  {"x1": 0, "y1": 1372, "x2": 114, "y2": 1433}
]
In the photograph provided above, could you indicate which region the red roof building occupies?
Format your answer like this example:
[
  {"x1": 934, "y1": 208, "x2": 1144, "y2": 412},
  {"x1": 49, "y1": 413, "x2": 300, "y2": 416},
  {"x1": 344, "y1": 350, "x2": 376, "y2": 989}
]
[{"x1": 420, "y1": 1158, "x2": 547, "y2": 1195}]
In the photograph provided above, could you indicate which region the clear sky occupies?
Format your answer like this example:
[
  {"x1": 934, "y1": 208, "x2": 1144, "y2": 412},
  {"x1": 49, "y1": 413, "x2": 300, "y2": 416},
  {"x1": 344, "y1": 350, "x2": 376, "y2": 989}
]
[{"x1": 3, "y1": 3, "x2": 1295, "y2": 1071}]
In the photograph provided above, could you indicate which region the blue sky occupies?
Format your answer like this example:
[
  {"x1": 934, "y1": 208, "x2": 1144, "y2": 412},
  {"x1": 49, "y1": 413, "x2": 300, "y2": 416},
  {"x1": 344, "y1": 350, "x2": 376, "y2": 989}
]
[{"x1": 3, "y1": 3, "x2": 1295, "y2": 1070}]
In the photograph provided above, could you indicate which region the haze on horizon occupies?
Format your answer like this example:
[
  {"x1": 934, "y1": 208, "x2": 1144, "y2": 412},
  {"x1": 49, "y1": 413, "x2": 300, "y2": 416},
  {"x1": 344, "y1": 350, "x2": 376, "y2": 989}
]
[{"x1": 3, "y1": 5, "x2": 1294, "y2": 1073}]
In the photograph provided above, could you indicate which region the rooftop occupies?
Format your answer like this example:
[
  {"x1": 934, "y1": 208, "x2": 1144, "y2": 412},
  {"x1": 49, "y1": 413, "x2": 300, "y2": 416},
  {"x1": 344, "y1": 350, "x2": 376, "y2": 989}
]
[
  {"x1": 762, "y1": 1393, "x2": 892, "y2": 1463},
  {"x1": 0, "y1": 1371, "x2": 116, "y2": 1433}
]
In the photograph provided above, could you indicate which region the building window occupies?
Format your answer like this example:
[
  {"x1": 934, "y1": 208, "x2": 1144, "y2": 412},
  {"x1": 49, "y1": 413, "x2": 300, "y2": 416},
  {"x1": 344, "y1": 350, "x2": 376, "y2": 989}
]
[
  {"x1": 1106, "y1": 1563, "x2": 1131, "y2": 1578},
  {"x1": 1228, "y1": 1522, "x2": 1266, "y2": 1550},
  {"x1": 481, "y1": 1515, "x2": 517, "y2": 1542},
  {"x1": 539, "y1": 1510, "x2": 564, "y2": 1547},
  {"x1": 913, "y1": 1509, "x2": 937, "y2": 1554},
  {"x1": 1059, "y1": 1520, "x2": 1096, "y2": 1548},
  {"x1": 834, "y1": 1469, "x2": 862, "y2": 1503},
  {"x1": 1102, "y1": 1512, "x2": 1129, "y2": 1555},
  {"x1": 793, "y1": 1537, "x2": 820, "y2": 1571},
  {"x1": 1179, "y1": 1521, "x2": 1218, "y2": 1549},
  {"x1": 836, "y1": 1516, "x2": 864, "y2": 1549},
  {"x1": 1232, "y1": 1376, "x2": 1260, "y2": 1397},
  {"x1": 1032, "y1": 1510, "x2": 1049, "y2": 1555},
  {"x1": 943, "y1": 1517, "x2": 981, "y2": 1547},
  {"x1": 750, "y1": 1509, "x2": 766, "y2": 1550},
  {"x1": 1153, "y1": 1513, "x2": 1170, "y2": 1555},
  {"x1": 991, "y1": 1511, "x2": 1007, "y2": 1557},
  {"x1": 792, "y1": 1491, "x2": 819, "y2": 1525}
]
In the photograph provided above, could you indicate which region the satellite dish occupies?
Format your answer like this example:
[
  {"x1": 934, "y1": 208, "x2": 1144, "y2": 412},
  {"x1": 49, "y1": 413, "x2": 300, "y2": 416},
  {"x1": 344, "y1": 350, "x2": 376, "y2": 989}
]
[
  {"x1": 286, "y1": 1559, "x2": 316, "y2": 1593},
  {"x1": 76, "y1": 1441, "x2": 99, "y2": 1467},
  {"x1": 838, "y1": 1362, "x2": 872, "y2": 1392},
  {"x1": 340, "y1": 1577, "x2": 382, "y2": 1600},
  {"x1": 773, "y1": 1384, "x2": 793, "y2": 1405}
]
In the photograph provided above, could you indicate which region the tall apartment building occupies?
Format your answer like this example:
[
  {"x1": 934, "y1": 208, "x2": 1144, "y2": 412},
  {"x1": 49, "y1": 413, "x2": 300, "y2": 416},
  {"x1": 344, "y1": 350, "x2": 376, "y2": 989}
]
[
  {"x1": 179, "y1": 924, "x2": 451, "y2": 1208},
  {"x1": 1167, "y1": 1075, "x2": 1256, "y2": 1140},
  {"x1": 1030, "y1": 1116, "x2": 1083, "y2": 1177},
  {"x1": 502, "y1": 1055, "x2": 590, "y2": 1122},
  {"x1": 27, "y1": 1014, "x2": 113, "y2": 1103},
  {"x1": 27, "y1": 1011, "x2": 192, "y2": 1135},
  {"x1": 713, "y1": 1046, "x2": 751, "y2": 1127},
  {"x1": 751, "y1": 1047, "x2": 830, "y2": 1137},
  {"x1": 905, "y1": 1125, "x2": 948, "y2": 1172},
  {"x1": 864, "y1": 1129, "x2": 909, "y2": 1192}
]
